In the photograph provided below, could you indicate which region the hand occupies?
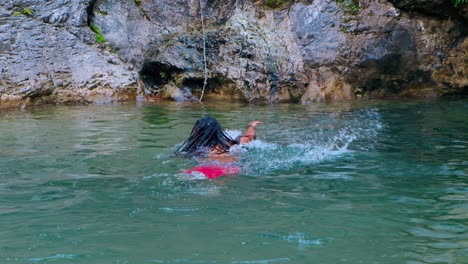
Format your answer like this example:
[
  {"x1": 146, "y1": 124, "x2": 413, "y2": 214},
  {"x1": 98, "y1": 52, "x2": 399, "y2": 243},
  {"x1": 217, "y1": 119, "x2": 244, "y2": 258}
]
[{"x1": 248, "y1": 121, "x2": 262, "y2": 127}]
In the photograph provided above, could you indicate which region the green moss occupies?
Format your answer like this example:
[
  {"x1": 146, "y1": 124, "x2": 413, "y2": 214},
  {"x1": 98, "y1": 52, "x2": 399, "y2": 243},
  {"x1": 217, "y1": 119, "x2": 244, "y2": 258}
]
[
  {"x1": 106, "y1": 45, "x2": 116, "y2": 53},
  {"x1": 90, "y1": 24, "x2": 99, "y2": 33},
  {"x1": 96, "y1": 34, "x2": 106, "y2": 44},
  {"x1": 90, "y1": 24, "x2": 106, "y2": 44},
  {"x1": 22, "y1": 8, "x2": 34, "y2": 16},
  {"x1": 97, "y1": 9, "x2": 108, "y2": 16},
  {"x1": 265, "y1": 0, "x2": 293, "y2": 8},
  {"x1": 135, "y1": 0, "x2": 142, "y2": 6},
  {"x1": 13, "y1": 7, "x2": 34, "y2": 17}
]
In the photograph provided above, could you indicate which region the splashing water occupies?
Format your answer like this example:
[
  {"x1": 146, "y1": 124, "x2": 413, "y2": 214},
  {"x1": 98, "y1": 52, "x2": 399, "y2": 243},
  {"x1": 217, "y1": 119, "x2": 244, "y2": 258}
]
[{"x1": 230, "y1": 108, "x2": 383, "y2": 175}]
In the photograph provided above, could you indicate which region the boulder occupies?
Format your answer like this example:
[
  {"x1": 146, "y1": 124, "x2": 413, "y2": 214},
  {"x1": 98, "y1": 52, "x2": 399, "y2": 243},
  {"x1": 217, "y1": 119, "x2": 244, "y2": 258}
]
[{"x1": 0, "y1": 1, "x2": 138, "y2": 107}]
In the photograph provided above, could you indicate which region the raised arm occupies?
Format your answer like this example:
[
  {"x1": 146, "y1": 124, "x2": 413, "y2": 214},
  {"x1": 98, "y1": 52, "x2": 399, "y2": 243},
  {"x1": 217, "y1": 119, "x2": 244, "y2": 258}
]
[{"x1": 238, "y1": 121, "x2": 262, "y2": 144}]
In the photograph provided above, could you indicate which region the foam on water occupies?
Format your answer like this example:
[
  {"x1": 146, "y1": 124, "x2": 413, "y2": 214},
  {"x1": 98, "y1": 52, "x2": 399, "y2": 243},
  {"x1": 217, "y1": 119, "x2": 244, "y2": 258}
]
[
  {"x1": 231, "y1": 258, "x2": 291, "y2": 264},
  {"x1": 283, "y1": 232, "x2": 323, "y2": 247},
  {"x1": 26, "y1": 254, "x2": 79, "y2": 262},
  {"x1": 232, "y1": 108, "x2": 383, "y2": 176}
]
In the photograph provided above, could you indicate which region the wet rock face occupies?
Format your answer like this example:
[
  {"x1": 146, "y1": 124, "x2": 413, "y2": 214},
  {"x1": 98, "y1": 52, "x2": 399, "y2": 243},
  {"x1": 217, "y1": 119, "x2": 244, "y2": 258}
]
[
  {"x1": 0, "y1": 0, "x2": 138, "y2": 106},
  {"x1": 0, "y1": 0, "x2": 467, "y2": 106},
  {"x1": 433, "y1": 38, "x2": 468, "y2": 94},
  {"x1": 290, "y1": 1, "x2": 346, "y2": 67},
  {"x1": 99, "y1": 0, "x2": 464, "y2": 102}
]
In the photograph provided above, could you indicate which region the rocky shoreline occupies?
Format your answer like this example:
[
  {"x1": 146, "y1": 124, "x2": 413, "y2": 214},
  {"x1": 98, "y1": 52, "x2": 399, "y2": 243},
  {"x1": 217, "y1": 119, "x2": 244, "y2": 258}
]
[{"x1": 1, "y1": 0, "x2": 466, "y2": 108}]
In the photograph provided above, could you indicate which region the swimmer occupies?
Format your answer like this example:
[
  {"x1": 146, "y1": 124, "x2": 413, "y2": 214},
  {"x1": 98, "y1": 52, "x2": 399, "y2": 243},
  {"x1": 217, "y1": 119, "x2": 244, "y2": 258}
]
[{"x1": 176, "y1": 116, "x2": 261, "y2": 159}]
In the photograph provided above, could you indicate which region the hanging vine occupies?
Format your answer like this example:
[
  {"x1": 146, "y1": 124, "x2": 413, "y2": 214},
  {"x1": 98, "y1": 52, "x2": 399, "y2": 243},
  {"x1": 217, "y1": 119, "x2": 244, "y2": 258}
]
[{"x1": 198, "y1": 0, "x2": 208, "y2": 102}]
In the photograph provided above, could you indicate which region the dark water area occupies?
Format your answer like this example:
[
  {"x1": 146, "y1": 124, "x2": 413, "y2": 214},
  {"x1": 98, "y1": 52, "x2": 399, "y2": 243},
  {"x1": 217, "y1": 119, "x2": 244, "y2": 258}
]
[{"x1": 0, "y1": 99, "x2": 467, "y2": 263}]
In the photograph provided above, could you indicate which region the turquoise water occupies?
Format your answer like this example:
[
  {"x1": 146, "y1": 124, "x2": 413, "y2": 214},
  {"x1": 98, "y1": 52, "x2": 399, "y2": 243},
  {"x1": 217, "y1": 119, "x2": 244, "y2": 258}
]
[{"x1": 0, "y1": 99, "x2": 467, "y2": 263}]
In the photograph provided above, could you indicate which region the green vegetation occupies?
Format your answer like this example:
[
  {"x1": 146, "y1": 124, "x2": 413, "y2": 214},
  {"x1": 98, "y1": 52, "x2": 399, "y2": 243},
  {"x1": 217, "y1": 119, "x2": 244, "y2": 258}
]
[
  {"x1": 22, "y1": 8, "x2": 34, "y2": 16},
  {"x1": 134, "y1": 0, "x2": 147, "y2": 16},
  {"x1": 348, "y1": 2, "x2": 359, "y2": 14},
  {"x1": 90, "y1": 24, "x2": 106, "y2": 44},
  {"x1": 265, "y1": 0, "x2": 293, "y2": 8},
  {"x1": 105, "y1": 45, "x2": 116, "y2": 53},
  {"x1": 13, "y1": 8, "x2": 34, "y2": 17},
  {"x1": 453, "y1": 0, "x2": 467, "y2": 7},
  {"x1": 335, "y1": 0, "x2": 360, "y2": 15},
  {"x1": 97, "y1": 9, "x2": 108, "y2": 16}
]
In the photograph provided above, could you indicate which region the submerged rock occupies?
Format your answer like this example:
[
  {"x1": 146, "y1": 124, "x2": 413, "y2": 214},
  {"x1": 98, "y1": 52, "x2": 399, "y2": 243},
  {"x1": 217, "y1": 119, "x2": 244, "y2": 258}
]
[{"x1": 0, "y1": 0, "x2": 466, "y2": 107}]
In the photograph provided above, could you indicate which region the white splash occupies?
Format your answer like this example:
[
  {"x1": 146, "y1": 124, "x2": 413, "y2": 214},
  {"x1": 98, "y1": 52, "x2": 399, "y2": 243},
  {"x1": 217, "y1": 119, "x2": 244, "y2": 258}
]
[{"x1": 235, "y1": 108, "x2": 383, "y2": 176}]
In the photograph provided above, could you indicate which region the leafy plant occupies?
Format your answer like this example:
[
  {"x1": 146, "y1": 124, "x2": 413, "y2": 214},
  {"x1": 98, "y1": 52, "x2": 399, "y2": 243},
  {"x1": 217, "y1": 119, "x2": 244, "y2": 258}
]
[
  {"x1": 90, "y1": 24, "x2": 106, "y2": 44},
  {"x1": 22, "y1": 8, "x2": 33, "y2": 16},
  {"x1": 453, "y1": 0, "x2": 467, "y2": 7},
  {"x1": 335, "y1": 0, "x2": 360, "y2": 15},
  {"x1": 13, "y1": 11, "x2": 22, "y2": 16},
  {"x1": 135, "y1": 0, "x2": 142, "y2": 6},
  {"x1": 348, "y1": 2, "x2": 360, "y2": 14}
]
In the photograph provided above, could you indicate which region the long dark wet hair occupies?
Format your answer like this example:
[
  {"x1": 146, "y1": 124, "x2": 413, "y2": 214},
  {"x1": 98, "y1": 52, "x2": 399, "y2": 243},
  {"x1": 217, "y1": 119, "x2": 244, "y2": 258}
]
[{"x1": 176, "y1": 116, "x2": 238, "y2": 156}]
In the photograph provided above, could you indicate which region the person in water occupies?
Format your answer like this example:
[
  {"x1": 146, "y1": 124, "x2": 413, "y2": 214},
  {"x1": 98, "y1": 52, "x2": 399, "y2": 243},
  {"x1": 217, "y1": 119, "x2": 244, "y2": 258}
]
[{"x1": 176, "y1": 116, "x2": 261, "y2": 158}]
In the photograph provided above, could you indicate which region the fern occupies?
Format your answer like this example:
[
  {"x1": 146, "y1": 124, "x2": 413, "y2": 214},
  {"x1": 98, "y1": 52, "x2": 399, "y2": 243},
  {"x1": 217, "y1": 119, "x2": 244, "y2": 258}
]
[{"x1": 453, "y1": 0, "x2": 468, "y2": 7}]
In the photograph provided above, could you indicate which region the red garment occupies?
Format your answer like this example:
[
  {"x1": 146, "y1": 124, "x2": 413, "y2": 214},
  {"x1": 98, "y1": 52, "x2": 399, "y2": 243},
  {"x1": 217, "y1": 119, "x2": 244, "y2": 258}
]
[{"x1": 184, "y1": 165, "x2": 241, "y2": 179}]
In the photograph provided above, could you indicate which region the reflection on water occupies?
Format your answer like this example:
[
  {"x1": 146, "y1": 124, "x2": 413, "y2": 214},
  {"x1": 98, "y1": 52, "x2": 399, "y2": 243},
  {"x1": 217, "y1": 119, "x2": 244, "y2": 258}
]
[{"x1": 0, "y1": 99, "x2": 467, "y2": 263}]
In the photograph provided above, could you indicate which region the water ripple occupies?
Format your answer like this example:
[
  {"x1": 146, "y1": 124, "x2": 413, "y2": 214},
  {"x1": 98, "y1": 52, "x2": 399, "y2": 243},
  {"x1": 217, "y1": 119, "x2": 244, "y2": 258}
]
[
  {"x1": 231, "y1": 258, "x2": 290, "y2": 264},
  {"x1": 27, "y1": 254, "x2": 79, "y2": 262}
]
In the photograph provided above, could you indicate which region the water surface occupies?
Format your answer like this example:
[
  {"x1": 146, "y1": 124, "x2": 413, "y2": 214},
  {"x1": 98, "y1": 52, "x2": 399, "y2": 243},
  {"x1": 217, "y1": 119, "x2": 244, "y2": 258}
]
[{"x1": 1, "y1": 99, "x2": 467, "y2": 263}]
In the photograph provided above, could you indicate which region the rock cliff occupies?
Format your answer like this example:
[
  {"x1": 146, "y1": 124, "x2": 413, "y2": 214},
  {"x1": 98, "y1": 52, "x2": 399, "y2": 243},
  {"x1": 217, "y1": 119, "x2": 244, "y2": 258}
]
[{"x1": 0, "y1": 0, "x2": 466, "y2": 106}]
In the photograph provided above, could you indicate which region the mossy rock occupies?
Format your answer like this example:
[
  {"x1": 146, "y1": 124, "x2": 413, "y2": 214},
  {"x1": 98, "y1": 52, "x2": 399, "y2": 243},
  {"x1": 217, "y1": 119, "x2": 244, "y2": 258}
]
[{"x1": 264, "y1": 0, "x2": 293, "y2": 9}]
